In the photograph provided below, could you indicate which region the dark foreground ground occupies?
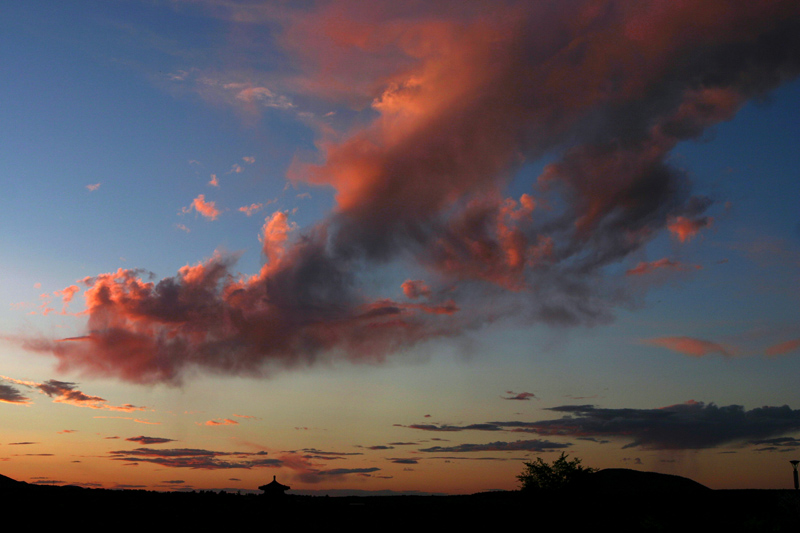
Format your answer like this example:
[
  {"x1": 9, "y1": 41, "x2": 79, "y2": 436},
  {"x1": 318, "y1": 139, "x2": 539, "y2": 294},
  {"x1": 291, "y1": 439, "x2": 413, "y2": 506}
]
[{"x1": 3, "y1": 470, "x2": 799, "y2": 530}]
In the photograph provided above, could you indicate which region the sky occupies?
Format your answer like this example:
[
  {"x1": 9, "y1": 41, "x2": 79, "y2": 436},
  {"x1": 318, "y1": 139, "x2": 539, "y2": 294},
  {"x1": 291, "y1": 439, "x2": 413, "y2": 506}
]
[{"x1": 1, "y1": 0, "x2": 800, "y2": 495}]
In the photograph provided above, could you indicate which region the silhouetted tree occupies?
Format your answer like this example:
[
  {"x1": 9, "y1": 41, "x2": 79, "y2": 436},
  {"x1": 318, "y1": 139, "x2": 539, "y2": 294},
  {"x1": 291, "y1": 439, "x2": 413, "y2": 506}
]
[{"x1": 517, "y1": 452, "x2": 596, "y2": 491}]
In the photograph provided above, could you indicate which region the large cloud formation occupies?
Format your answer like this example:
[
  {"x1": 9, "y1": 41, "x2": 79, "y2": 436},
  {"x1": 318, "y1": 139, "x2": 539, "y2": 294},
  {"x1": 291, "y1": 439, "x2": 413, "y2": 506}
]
[{"x1": 27, "y1": 0, "x2": 800, "y2": 383}]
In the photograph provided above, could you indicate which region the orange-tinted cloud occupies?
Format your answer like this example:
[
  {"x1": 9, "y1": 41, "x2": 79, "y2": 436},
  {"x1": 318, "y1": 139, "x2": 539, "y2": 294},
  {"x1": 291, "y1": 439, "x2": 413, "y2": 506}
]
[
  {"x1": 643, "y1": 336, "x2": 735, "y2": 357},
  {"x1": 86, "y1": 183, "x2": 101, "y2": 192},
  {"x1": 54, "y1": 285, "x2": 80, "y2": 314},
  {"x1": 260, "y1": 211, "x2": 297, "y2": 264},
  {"x1": 667, "y1": 216, "x2": 713, "y2": 243},
  {"x1": 183, "y1": 194, "x2": 221, "y2": 220},
  {"x1": 765, "y1": 338, "x2": 800, "y2": 357},
  {"x1": 204, "y1": 418, "x2": 239, "y2": 426},
  {"x1": 401, "y1": 280, "x2": 431, "y2": 299},
  {"x1": 239, "y1": 203, "x2": 263, "y2": 216}
]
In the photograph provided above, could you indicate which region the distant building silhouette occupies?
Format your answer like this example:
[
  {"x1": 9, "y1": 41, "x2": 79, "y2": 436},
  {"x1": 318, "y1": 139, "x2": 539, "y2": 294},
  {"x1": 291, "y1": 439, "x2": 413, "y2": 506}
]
[{"x1": 259, "y1": 475, "x2": 290, "y2": 496}]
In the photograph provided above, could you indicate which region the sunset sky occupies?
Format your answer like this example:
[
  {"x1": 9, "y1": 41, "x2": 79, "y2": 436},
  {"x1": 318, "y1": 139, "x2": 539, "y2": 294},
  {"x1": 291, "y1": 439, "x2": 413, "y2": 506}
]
[{"x1": 2, "y1": 0, "x2": 800, "y2": 494}]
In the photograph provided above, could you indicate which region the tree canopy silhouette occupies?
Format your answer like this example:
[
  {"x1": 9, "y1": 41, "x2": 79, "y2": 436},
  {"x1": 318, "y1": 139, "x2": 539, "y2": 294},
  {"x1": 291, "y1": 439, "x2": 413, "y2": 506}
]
[{"x1": 517, "y1": 452, "x2": 596, "y2": 491}]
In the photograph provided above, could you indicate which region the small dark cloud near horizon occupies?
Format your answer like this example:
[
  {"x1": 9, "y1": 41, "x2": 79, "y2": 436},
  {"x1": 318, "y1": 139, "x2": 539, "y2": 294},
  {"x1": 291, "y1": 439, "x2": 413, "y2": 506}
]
[
  {"x1": 501, "y1": 401, "x2": 800, "y2": 450},
  {"x1": 399, "y1": 423, "x2": 503, "y2": 432},
  {"x1": 418, "y1": 439, "x2": 570, "y2": 453},
  {"x1": 397, "y1": 400, "x2": 800, "y2": 452},
  {"x1": 300, "y1": 448, "x2": 363, "y2": 460},
  {"x1": 109, "y1": 448, "x2": 279, "y2": 470},
  {"x1": 503, "y1": 391, "x2": 537, "y2": 401},
  {"x1": 750, "y1": 436, "x2": 800, "y2": 452},
  {"x1": 126, "y1": 436, "x2": 176, "y2": 445},
  {"x1": 389, "y1": 458, "x2": 419, "y2": 464},
  {"x1": 296, "y1": 467, "x2": 381, "y2": 484}
]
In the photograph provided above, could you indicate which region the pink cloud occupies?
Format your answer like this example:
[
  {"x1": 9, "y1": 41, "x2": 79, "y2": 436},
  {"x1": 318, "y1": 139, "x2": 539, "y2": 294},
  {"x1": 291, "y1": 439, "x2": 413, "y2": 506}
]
[
  {"x1": 86, "y1": 183, "x2": 101, "y2": 192},
  {"x1": 209, "y1": 174, "x2": 219, "y2": 187},
  {"x1": 643, "y1": 336, "x2": 735, "y2": 357},
  {"x1": 183, "y1": 194, "x2": 221, "y2": 220},
  {"x1": 626, "y1": 258, "x2": 701, "y2": 276},
  {"x1": 503, "y1": 391, "x2": 537, "y2": 401},
  {"x1": 239, "y1": 203, "x2": 263, "y2": 216},
  {"x1": 765, "y1": 338, "x2": 800, "y2": 357},
  {"x1": 19, "y1": 1, "x2": 800, "y2": 383},
  {"x1": 54, "y1": 285, "x2": 80, "y2": 314}
]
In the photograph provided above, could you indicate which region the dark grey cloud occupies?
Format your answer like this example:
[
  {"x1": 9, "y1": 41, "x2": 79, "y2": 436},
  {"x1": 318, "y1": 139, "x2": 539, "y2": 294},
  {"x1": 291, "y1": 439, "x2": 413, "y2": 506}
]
[
  {"x1": 496, "y1": 402, "x2": 800, "y2": 450},
  {"x1": 126, "y1": 436, "x2": 176, "y2": 445},
  {"x1": 0, "y1": 383, "x2": 29, "y2": 404},
  {"x1": 418, "y1": 439, "x2": 570, "y2": 453},
  {"x1": 398, "y1": 423, "x2": 503, "y2": 432},
  {"x1": 109, "y1": 448, "x2": 280, "y2": 469},
  {"x1": 503, "y1": 391, "x2": 537, "y2": 401},
  {"x1": 389, "y1": 458, "x2": 418, "y2": 464},
  {"x1": 396, "y1": 400, "x2": 800, "y2": 451},
  {"x1": 296, "y1": 467, "x2": 381, "y2": 484}
]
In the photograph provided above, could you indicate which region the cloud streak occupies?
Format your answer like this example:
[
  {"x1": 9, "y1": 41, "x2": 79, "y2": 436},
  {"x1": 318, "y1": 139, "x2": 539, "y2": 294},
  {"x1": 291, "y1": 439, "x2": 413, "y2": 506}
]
[
  {"x1": 399, "y1": 400, "x2": 800, "y2": 451},
  {"x1": 643, "y1": 336, "x2": 735, "y2": 357},
  {"x1": 1, "y1": 375, "x2": 145, "y2": 411}
]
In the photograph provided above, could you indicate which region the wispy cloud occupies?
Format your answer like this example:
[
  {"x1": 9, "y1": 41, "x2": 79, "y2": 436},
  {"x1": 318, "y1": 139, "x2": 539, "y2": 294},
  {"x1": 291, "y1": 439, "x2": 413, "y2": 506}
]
[
  {"x1": 643, "y1": 336, "x2": 735, "y2": 357},
  {"x1": 419, "y1": 439, "x2": 569, "y2": 453},
  {"x1": 626, "y1": 258, "x2": 701, "y2": 276},
  {"x1": 765, "y1": 338, "x2": 800, "y2": 357},
  {"x1": 203, "y1": 418, "x2": 238, "y2": 426}
]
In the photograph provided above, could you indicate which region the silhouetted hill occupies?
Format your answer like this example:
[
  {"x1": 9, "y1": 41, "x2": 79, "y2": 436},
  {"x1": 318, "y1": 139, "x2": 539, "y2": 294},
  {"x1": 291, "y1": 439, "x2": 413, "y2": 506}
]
[
  {"x1": 573, "y1": 467, "x2": 711, "y2": 492},
  {"x1": 1, "y1": 471, "x2": 798, "y2": 530},
  {"x1": 0, "y1": 473, "x2": 25, "y2": 488}
]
